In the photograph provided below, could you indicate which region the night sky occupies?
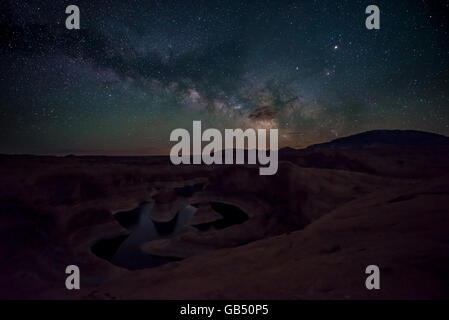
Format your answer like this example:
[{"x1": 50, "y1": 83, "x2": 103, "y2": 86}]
[{"x1": 1, "y1": 0, "x2": 449, "y2": 155}]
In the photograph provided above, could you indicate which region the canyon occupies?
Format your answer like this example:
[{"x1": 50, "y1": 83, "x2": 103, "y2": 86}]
[{"x1": 0, "y1": 130, "x2": 448, "y2": 299}]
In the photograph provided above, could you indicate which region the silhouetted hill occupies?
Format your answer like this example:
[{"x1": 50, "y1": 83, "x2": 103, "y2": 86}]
[{"x1": 307, "y1": 130, "x2": 449, "y2": 150}]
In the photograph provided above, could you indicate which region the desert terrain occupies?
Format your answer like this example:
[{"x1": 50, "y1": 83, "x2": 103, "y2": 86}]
[{"x1": 0, "y1": 130, "x2": 448, "y2": 299}]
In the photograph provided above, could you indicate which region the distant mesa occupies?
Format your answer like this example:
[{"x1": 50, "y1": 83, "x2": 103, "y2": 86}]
[
  {"x1": 306, "y1": 130, "x2": 449, "y2": 150},
  {"x1": 278, "y1": 146, "x2": 298, "y2": 154}
]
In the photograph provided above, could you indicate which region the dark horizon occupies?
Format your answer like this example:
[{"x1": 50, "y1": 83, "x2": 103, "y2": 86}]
[{"x1": 1, "y1": 127, "x2": 448, "y2": 157}]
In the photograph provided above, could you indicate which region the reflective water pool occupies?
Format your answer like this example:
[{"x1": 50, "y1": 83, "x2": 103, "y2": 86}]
[{"x1": 91, "y1": 200, "x2": 249, "y2": 270}]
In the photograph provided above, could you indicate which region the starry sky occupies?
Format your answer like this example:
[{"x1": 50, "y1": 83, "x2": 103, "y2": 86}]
[{"x1": 1, "y1": 0, "x2": 449, "y2": 155}]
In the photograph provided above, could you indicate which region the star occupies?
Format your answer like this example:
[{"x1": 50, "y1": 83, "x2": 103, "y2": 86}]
[{"x1": 0, "y1": 0, "x2": 448, "y2": 154}]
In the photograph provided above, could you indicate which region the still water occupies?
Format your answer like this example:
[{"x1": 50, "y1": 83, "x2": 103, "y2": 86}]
[
  {"x1": 103, "y1": 202, "x2": 197, "y2": 270},
  {"x1": 92, "y1": 201, "x2": 248, "y2": 270}
]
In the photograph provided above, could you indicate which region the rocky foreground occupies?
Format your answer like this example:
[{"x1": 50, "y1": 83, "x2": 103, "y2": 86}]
[{"x1": 0, "y1": 130, "x2": 448, "y2": 299}]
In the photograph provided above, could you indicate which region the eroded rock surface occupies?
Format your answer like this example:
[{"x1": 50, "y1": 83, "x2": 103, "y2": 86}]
[{"x1": 0, "y1": 144, "x2": 448, "y2": 299}]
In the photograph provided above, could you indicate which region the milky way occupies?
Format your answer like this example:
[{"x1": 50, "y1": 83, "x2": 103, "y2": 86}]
[{"x1": 1, "y1": 0, "x2": 448, "y2": 154}]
